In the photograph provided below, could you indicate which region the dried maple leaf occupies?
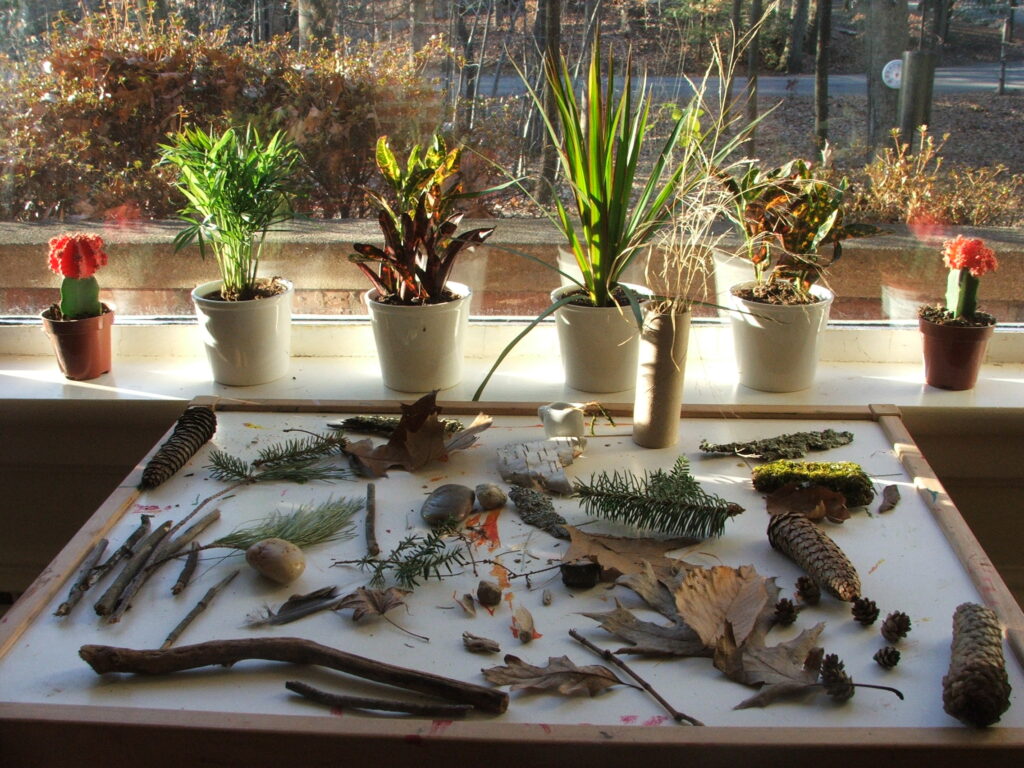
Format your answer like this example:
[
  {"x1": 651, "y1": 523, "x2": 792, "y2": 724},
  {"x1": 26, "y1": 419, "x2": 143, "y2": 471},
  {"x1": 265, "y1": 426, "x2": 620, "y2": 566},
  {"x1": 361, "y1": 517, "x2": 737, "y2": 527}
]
[
  {"x1": 336, "y1": 586, "x2": 411, "y2": 621},
  {"x1": 674, "y1": 565, "x2": 774, "y2": 648},
  {"x1": 877, "y1": 484, "x2": 901, "y2": 514},
  {"x1": 482, "y1": 654, "x2": 630, "y2": 697},
  {"x1": 563, "y1": 526, "x2": 697, "y2": 581},
  {"x1": 344, "y1": 392, "x2": 492, "y2": 477},
  {"x1": 766, "y1": 482, "x2": 850, "y2": 523},
  {"x1": 581, "y1": 599, "x2": 709, "y2": 657}
]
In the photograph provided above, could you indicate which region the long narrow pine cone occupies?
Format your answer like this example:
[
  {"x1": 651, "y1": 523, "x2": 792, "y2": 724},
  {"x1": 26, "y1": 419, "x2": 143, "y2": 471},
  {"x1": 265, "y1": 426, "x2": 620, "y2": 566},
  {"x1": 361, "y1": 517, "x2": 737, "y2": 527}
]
[
  {"x1": 139, "y1": 406, "x2": 217, "y2": 490},
  {"x1": 767, "y1": 513, "x2": 861, "y2": 601},
  {"x1": 942, "y1": 602, "x2": 1012, "y2": 727}
]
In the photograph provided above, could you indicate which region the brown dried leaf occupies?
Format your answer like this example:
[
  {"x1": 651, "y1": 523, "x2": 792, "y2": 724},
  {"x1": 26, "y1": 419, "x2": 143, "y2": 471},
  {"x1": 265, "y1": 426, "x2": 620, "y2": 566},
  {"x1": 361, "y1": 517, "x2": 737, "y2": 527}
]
[
  {"x1": 675, "y1": 565, "x2": 772, "y2": 648},
  {"x1": 580, "y1": 600, "x2": 709, "y2": 657},
  {"x1": 336, "y1": 586, "x2": 411, "y2": 622},
  {"x1": 877, "y1": 485, "x2": 901, "y2": 514},
  {"x1": 482, "y1": 654, "x2": 629, "y2": 697},
  {"x1": 732, "y1": 626, "x2": 826, "y2": 709},
  {"x1": 344, "y1": 392, "x2": 491, "y2": 477},
  {"x1": 563, "y1": 526, "x2": 697, "y2": 582},
  {"x1": 615, "y1": 561, "x2": 689, "y2": 620},
  {"x1": 766, "y1": 482, "x2": 850, "y2": 523}
]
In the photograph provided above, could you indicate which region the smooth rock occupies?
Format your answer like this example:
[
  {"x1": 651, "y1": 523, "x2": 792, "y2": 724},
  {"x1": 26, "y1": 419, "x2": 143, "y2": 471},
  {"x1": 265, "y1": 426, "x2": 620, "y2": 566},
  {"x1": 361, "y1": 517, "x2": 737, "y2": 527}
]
[
  {"x1": 475, "y1": 483, "x2": 507, "y2": 510},
  {"x1": 245, "y1": 538, "x2": 306, "y2": 584},
  {"x1": 421, "y1": 483, "x2": 475, "y2": 527}
]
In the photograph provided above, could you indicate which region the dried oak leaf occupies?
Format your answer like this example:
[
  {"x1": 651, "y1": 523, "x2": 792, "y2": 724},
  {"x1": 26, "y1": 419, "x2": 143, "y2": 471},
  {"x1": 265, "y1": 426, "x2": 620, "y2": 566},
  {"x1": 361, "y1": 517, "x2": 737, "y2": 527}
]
[
  {"x1": 766, "y1": 482, "x2": 850, "y2": 523},
  {"x1": 344, "y1": 392, "x2": 492, "y2": 477},
  {"x1": 615, "y1": 561, "x2": 689, "y2": 620},
  {"x1": 336, "y1": 586, "x2": 411, "y2": 621},
  {"x1": 674, "y1": 565, "x2": 775, "y2": 649},
  {"x1": 877, "y1": 485, "x2": 901, "y2": 514},
  {"x1": 580, "y1": 599, "x2": 709, "y2": 657},
  {"x1": 730, "y1": 625, "x2": 826, "y2": 709},
  {"x1": 482, "y1": 654, "x2": 629, "y2": 697},
  {"x1": 563, "y1": 525, "x2": 697, "y2": 582}
]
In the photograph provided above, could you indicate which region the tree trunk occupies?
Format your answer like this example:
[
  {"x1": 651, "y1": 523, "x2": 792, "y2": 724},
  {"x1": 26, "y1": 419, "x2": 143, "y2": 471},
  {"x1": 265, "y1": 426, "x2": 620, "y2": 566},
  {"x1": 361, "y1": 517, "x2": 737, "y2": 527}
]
[
  {"x1": 536, "y1": 0, "x2": 562, "y2": 204},
  {"x1": 865, "y1": 0, "x2": 909, "y2": 151},
  {"x1": 785, "y1": 0, "x2": 811, "y2": 73},
  {"x1": 411, "y1": 0, "x2": 431, "y2": 52},
  {"x1": 744, "y1": 0, "x2": 764, "y2": 156},
  {"x1": 297, "y1": 0, "x2": 334, "y2": 51},
  {"x1": 814, "y1": 0, "x2": 830, "y2": 149}
]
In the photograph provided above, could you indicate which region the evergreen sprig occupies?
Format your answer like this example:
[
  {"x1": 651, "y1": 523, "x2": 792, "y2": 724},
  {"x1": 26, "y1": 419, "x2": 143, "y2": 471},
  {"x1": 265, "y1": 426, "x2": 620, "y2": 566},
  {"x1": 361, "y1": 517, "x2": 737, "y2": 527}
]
[
  {"x1": 253, "y1": 431, "x2": 348, "y2": 468},
  {"x1": 573, "y1": 457, "x2": 742, "y2": 538},
  {"x1": 344, "y1": 529, "x2": 470, "y2": 589},
  {"x1": 210, "y1": 497, "x2": 361, "y2": 551},
  {"x1": 207, "y1": 449, "x2": 254, "y2": 482},
  {"x1": 206, "y1": 439, "x2": 354, "y2": 485}
]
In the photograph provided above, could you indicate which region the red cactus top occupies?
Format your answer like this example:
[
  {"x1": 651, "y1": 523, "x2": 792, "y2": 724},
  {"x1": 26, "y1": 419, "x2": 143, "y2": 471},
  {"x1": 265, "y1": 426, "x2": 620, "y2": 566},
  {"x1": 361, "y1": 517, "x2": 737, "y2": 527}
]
[
  {"x1": 47, "y1": 233, "x2": 108, "y2": 279},
  {"x1": 942, "y1": 235, "x2": 998, "y2": 278}
]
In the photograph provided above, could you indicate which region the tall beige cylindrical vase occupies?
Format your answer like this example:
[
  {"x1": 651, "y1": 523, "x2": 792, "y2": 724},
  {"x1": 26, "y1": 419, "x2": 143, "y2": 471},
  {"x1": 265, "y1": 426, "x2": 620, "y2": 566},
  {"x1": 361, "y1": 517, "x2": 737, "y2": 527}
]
[{"x1": 632, "y1": 307, "x2": 691, "y2": 448}]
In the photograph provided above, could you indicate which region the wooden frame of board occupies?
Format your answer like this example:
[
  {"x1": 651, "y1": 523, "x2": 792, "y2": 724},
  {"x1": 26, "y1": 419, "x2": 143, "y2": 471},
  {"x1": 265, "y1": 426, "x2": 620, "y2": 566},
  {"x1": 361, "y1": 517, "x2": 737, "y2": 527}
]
[{"x1": 1, "y1": 400, "x2": 1022, "y2": 768}]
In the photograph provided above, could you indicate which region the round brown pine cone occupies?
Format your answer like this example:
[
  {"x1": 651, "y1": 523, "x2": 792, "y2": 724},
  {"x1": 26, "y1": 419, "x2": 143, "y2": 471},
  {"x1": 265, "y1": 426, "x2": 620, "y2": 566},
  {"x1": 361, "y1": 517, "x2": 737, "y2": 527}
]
[
  {"x1": 881, "y1": 611, "x2": 912, "y2": 642},
  {"x1": 795, "y1": 576, "x2": 821, "y2": 605},
  {"x1": 821, "y1": 653, "x2": 855, "y2": 702},
  {"x1": 874, "y1": 646, "x2": 901, "y2": 669},
  {"x1": 852, "y1": 597, "x2": 880, "y2": 626},
  {"x1": 774, "y1": 598, "x2": 798, "y2": 626}
]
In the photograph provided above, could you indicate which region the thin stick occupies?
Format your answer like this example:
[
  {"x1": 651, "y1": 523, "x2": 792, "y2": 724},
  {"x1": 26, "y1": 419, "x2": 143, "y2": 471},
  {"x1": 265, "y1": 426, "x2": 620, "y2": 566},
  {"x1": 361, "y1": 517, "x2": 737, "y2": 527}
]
[
  {"x1": 79, "y1": 637, "x2": 508, "y2": 714},
  {"x1": 365, "y1": 483, "x2": 379, "y2": 557},
  {"x1": 90, "y1": 516, "x2": 152, "y2": 585},
  {"x1": 171, "y1": 542, "x2": 200, "y2": 596},
  {"x1": 569, "y1": 628, "x2": 703, "y2": 726},
  {"x1": 94, "y1": 521, "x2": 172, "y2": 617},
  {"x1": 105, "y1": 522, "x2": 174, "y2": 623},
  {"x1": 161, "y1": 569, "x2": 240, "y2": 649},
  {"x1": 285, "y1": 680, "x2": 472, "y2": 718},
  {"x1": 153, "y1": 508, "x2": 222, "y2": 567},
  {"x1": 165, "y1": 482, "x2": 245, "y2": 542},
  {"x1": 54, "y1": 539, "x2": 108, "y2": 617}
]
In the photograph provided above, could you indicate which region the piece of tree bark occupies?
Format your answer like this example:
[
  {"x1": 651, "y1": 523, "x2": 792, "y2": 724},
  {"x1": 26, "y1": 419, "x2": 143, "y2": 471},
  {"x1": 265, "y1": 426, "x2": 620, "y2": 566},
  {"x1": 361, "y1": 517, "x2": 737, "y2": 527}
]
[
  {"x1": 286, "y1": 680, "x2": 473, "y2": 717},
  {"x1": 865, "y1": 0, "x2": 910, "y2": 151},
  {"x1": 79, "y1": 637, "x2": 509, "y2": 714}
]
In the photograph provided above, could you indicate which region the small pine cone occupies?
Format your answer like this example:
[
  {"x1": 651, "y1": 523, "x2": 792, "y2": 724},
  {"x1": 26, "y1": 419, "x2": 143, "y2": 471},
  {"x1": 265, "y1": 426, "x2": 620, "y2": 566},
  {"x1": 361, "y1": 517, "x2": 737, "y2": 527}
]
[
  {"x1": 820, "y1": 653, "x2": 855, "y2": 702},
  {"x1": 852, "y1": 597, "x2": 880, "y2": 626},
  {"x1": 874, "y1": 646, "x2": 901, "y2": 669},
  {"x1": 942, "y1": 603, "x2": 1012, "y2": 727},
  {"x1": 795, "y1": 576, "x2": 821, "y2": 606},
  {"x1": 774, "y1": 598, "x2": 798, "y2": 626},
  {"x1": 881, "y1": 611, "x2": 912, "y2": 642},
  {"x1": 767, "y1": 513, "x2": 861, "y2": 601},
  {"x1": 139, "y1": 406, "x2": 217, "y2": 490}
]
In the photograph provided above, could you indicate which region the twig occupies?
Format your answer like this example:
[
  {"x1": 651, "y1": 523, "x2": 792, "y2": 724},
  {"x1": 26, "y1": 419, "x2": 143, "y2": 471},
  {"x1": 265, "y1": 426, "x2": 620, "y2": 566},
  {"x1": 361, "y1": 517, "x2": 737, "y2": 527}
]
[
  {"x1": 54, "y1": 538, "x2": 108, "y2": 617},
  {"x1": 165, "y1": 482, "x2": 245, "y2": 542},
  {"x1": 153, "y1": 508, "x2": 222, "y2": 567},
  {"x1": 94, "y1": 521, "x2": 172, "y2": 617},
  {"x1": 365, "y1": 483, "x2": 379, "y2": 557},
  {"x1": 161, "y1": 570, "x2": 240, "y2": 649},
  {"x1": 106, "y1": 521, "x2": 174, "y2": 624},
  {"x1": 171, "y1": 542, "x2": 201, "y2": 596},
  {"x1": 285, "y1": 680, "x2": 472, "y2": 718},
  {"x1": 79, "y1": 637, "x2": 508, "y2": 714},
  {"x1": 569, "y1": 628, "x2": 703, "y2": 726},
  {"x1": 90, "y1": 516, "x2": 152, "y2": 585}
]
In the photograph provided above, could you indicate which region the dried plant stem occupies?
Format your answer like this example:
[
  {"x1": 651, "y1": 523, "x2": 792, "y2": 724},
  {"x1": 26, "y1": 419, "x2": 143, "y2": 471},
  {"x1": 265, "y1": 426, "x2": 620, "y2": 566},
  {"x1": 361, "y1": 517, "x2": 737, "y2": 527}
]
[
  {"x1": 94, "y1": 521, "x2": 172, "y2": 617},
  {"x1": 285, "y1": 680, "x2": 472, "y2": 718},
  {"x1": 166, "y1": 482, "x2": 245, "y2": 542},
  {"x1": 569, "y1": 628, "x2": 703, "y2": 726},
  {"x1": 161, "y1": 569, "x2": 240, "y2": 649},
  {"x1": 54, "y1": 538, "x2": 108, "y2": 617},
  {"x1": 79, "y1": 637, "x2": 509, "y2": 714},
  {"x1": 365, "y1": 483, "x2": 379, "y2": 557},
  {"x1": 106, "y1": 522, "x2": 174, "y2": 624},
  {"x1": 171, "y1": 542, "x2": 200, "y2": 596},
  {"x1": 90, "y1": 516, "x2": 152, "y2": 585}
]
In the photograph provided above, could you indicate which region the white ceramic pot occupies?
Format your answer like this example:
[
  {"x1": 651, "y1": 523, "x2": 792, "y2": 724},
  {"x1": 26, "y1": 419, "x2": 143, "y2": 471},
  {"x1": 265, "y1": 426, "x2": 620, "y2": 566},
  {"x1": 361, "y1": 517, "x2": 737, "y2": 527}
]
[
  {"x1": 632, "y1": 305, "x2": 691, "y2": 448},
  {"x1": 192, "y1": 278, "x2": 292, "y2": 386},
  {"x1": 729, "y1": 281, "x2": 833, "y2": 393},
  {"x1": 366, "y1": 281, "x2": 471, "y2": 392},
  {"x1": 552, "y1": 283, "x2": 651, "y2": 393}
]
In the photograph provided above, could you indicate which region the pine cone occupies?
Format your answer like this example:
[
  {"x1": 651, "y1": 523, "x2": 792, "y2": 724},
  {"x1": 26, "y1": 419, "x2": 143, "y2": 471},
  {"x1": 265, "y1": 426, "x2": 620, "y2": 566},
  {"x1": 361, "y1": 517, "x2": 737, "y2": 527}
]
[
  {"x1": 774, "y1": 598, "x2": 798, "y2": 626},
  {"x1": 795, "y1": 576, "x2": 821, "y2": 605},
  {"x1": 881, "y1": 611, "x2": 912, "y2": 642},
  {"x1": 942, "y1": 603, "x2": 1012, "y2": 727},
  {"x1": 874, "y1": 646, "x2": 901, "y2": 669},
  {"x1": 852, "y1": 597, "x2": 880, "y2": 626},
  {"x1": 767, "y1": 513, "x2": 861, "y2": 601},
  {"x1": 139, "y1": 406, "x2": 217, "y2": 490},
  {"x1": 820, "y1": 653, "x2": 855, "y2": 702}
]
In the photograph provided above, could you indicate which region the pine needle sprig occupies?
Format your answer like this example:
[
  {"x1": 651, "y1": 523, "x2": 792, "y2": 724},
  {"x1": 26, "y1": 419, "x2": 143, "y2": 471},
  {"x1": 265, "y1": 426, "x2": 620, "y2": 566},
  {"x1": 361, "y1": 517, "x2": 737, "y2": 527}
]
[
  {"x1": 210, "y1": 497, "x2": 362, "y2": 551},
  {"x1": 337, "y1": 529, "x2": 470, "y2": 589},
  {"x1": 207, "y1": 449, "x2": 255, "y2": 482},
  {"x1": 573, "y1": 457, "x2": 743, "y2": 538},
  {"x1": 253, "y1": 431, "x2": 348, "y2": 468}
]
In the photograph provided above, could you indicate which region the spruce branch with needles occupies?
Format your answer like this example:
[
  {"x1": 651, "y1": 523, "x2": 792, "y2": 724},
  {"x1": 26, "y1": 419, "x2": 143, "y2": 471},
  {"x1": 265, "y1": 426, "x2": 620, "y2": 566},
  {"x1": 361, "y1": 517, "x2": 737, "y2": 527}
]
[{"x1": 334, "y1": 528, "x2": 471, "y2": 589}]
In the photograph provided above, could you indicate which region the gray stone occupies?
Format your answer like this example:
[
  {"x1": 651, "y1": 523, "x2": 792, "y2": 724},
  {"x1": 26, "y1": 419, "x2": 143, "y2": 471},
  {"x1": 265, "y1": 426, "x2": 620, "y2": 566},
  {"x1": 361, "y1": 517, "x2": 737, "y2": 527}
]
[{"x1": 420, "y1": 484, "x2": 475, "y2": 527}]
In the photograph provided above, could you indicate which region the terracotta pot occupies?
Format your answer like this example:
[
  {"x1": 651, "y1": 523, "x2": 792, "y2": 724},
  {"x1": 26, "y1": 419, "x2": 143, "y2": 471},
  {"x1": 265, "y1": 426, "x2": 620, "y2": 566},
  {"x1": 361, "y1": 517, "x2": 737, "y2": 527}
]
[
  {"x1": 365, "y1": 281, "x2": 471, "y2": 392},
  {"x1": 632, "y1": 306, "x2": 691, "y2": 448},
  {"x1": 919, "y1": 317, "x2": 995, "y2": 390},
  {"x1": 40, "y1": 305, "x2": 114, "y2": 381}
]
